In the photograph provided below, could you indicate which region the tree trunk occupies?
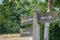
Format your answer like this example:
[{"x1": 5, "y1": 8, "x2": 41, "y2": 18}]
[
  {"x1": 44, "y1": 0, "x2": 53, "y2": 40},
  {"x1": 33, "y1": 9, "x2": 40, "y2": 40},
  {"x1": 44, "y1": 22, "x2": 50, "y2": 40}
]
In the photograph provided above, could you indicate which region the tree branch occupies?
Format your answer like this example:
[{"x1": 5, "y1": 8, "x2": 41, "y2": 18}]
[
  {"x1": 51, "y1": 0, "x2": 55, "y2": 9},
  {"x1": 47, "y1": 0, "x2": 56, "y2": 12}
]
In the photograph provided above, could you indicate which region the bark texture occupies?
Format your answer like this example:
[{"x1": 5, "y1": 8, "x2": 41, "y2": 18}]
[{"x1": 44, "y1": 22, "x2": 50, "y2": 40}]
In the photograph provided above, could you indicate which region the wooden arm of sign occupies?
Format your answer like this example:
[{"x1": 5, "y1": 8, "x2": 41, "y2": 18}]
[{"x1": 21, "y1": 18, "x2": 33, "y2": 25}]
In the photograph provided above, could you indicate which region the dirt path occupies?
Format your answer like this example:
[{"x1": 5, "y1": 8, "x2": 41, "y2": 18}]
[
  {"x1": 0, "y1": 34, "x2": 33, "y2": 40},
  {"x1": 0, "y1": 37, "x2": 32, "y2": 40}
]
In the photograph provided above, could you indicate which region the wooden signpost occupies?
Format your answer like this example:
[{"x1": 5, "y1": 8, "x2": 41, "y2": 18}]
[
  {"x1": 21, "y1": 17, "x2": 33, "y2": 25},
  {"x1": 21, "y1": 0, "x2": 58, "y2": 40},
  {"x1": 21, "y1": 8, "x2": 57, "y2": 40},
  {"x1": 37, "y1": 12, "x2": 56, "y2": 23},
  {"x1": 21, "y1": 12, "x2": 56, "y2": 25},
  {"x1": 33, "y1": 8, "x2": 40, "y2": 40}
]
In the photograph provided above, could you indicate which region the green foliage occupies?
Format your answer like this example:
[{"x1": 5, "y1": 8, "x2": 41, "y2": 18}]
[
  {"x1": 0, "y1": 0, "x2": 20, "y2": 34},
  {"x1": 54, "y1": 0, "x2": 60, "y2": 7},
  {"x1": 49, "y1": 22, "x2": 60, "y2": 40},
  {"x1": 40, "y1": 23, "x2": 44, "y2": 40}
]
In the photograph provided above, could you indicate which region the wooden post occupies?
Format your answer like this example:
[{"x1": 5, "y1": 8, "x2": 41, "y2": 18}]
[{"x1": 33, "y1": 8, "x2": 40, "y2": 40}]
